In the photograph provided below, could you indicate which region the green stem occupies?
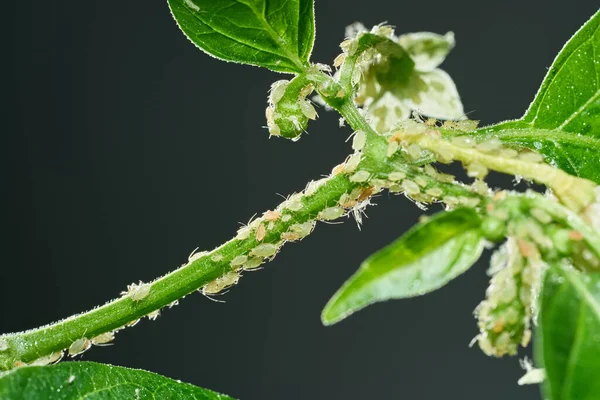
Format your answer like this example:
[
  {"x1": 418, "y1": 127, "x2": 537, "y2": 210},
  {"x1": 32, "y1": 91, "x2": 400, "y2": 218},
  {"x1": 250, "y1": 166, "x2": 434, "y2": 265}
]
[
  {"x1": 0, "y1": 173, "x2": 359, "y2": 370},
  {"x1": 0, "y1": 71, "x2": 481, "y2": 371}
]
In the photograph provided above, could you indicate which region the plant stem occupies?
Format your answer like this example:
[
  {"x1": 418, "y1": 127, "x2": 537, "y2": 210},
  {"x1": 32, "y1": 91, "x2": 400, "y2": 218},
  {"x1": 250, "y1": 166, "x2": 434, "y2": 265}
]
[
  {"x1": 0, "y1": 173, "x2": 358, "y2": 370},
  {"x1": 0, "y1": 70, "x2": 482, "y2": 371}
]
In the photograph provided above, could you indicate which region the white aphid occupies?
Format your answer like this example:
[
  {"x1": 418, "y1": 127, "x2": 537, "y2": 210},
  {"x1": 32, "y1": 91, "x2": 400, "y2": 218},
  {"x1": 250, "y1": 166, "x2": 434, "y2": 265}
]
[
  {"x1": 300, "y1": 100, "x2": 317, "y2": 120},
  {"x1": 250, "y1": 243, "x2": 280, "y2": 258},
  {"x1": 388, "y1": 171, "x2": 405, "y2": 181},
  {"x1": 236, "y1": 225, "x2": 252, "y2": 240},
  {"x1": 68, "y1": 338, "x2": 91, "y2": 357},
  {"x1": 0, "y1": 339, "x2": 8, "y2": 351},
  {"x1": 29, "y1": 351, "x2": 64, "y2": 366},
  {"x1": 269, "y1": 80, "x2": 289, "y2": 105},
  {"x1": 68, "y1": 375, "x2": 76, "y2": 384},
  {"x1": 387, "y1": 141, "x2": 399, "y2": 157},
  {"x1": 255, "y1": 223, "x2": 266, "y2": 241},
  {"x1": 286, "y1": 193, "x2": 304, "y2": 211},
  {"x1": 263, "y1": 210, "x2": 281, "y2": 221},
  {"x1": 202, "y1": 271, "x2": 240, "y2": 295},
  {"x1": 230, "y1": 255, "x2": 248, "y2": 267},
  {"x1": 518, "y1": 358, "x2": 545, "y2": 385},
  {"x1": 188, "y1": 248, "x2": 208, "y2": 263},
  {"x1": 344, "y1": 153, "x2": 362, "y2": 174},
  {"x1": 124, "y1": 282, "x2": 152, "y2": 302},
  {"x1": 319, "y1": 206, "x2": 345, "y2": 221},
  {"x1": 352, "y1": 131, "x2": 366, "y2": 151},
  {"x1": 305, "y1": 179, "x2": 326, "y2": 197},
  {"x1": 350, "y1": 170, "x2": 370, "y2": 183},
  {"x1": 211, "y1": 253, "x2": 224, "y2": 262},
  {"x1": 242, "y1": 257, "x2": 264, "y2": 270},
  {"x1": 91, "y1": 332, "x2": 115, "y2": 345}
]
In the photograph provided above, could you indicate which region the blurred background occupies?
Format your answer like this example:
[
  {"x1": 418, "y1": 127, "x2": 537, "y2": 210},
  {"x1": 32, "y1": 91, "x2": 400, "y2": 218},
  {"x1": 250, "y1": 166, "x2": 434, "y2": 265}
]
[{"x1": 4, "y1": 0, "x2": 598, "y2": 398}]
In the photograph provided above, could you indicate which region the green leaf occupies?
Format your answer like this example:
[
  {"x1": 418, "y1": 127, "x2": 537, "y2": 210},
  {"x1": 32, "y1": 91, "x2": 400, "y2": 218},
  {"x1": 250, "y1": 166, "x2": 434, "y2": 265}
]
[
  {"x1": 0, "y1": 361, "x2": 234, "y2": 400},
  {"x1": 473, "y1": 10, "x2": 600, "y2": 184},
  {"x1": 322, "y1": 208, "x2": 484, "y2": 325},
  {"x1": 168, "y1": 0, "x2": 315, "y2": 74},
  {"x1": 536, "y1": 264, "x2": 600, "y2": 400}
]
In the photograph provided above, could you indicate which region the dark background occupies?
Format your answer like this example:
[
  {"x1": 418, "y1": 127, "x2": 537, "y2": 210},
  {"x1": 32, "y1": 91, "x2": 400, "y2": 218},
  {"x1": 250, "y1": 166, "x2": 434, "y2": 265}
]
[{"x1": 4, "y1": 1, "x2": 598, "y2": 399}]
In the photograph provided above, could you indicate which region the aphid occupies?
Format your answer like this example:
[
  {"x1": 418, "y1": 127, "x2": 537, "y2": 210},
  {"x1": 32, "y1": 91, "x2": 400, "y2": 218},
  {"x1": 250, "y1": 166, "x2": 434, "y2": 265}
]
[
  {"x1": 471, "y1": 180, "x2": 489, "y2": 196},
  {"x1": 425, "y1": 117, "x2": 438, "y2": 127},
  {"x1": 286, "y1": 193, "x2": 304, "y2": 211},
  {"x1": 442, "y1": 120, "x2": 458, "y2": 130},
  {"x1": 263, "y1": 210, "x2": 281, "y2": 221},
  {"x1": 305, "y1": 178, "x2": 327, "y2": 197},
  {"x1": 387, "y1": 171, "x2": 405, "y2": 181},
  {"x1": 202, "y1": 271, "x2": 240, "y2": 295},
  {"x1": 352, "y1": 130, "x2": 366, "y2": 151},
  {"x1": 188, "y1": 248, "x2": 208, "y2": 263},
  {"x1": 230, "y1": 255, "x2": 248, "y2": 268},
  {"x1": 343, "y1": 153, "x2": 362, "y2": 174},
  {"x1": 500, "y1": 148, "x2": 519, "y2": 158},
  {"x1": 350, "y1": 170, "x2": 370, "y2": 183},
  {"x1": 423, "y1": 164, "x2": 437, "y2": 177},
  {"x1": 299, "y1": 100, "x2": 317, "y2": 120},
  {"x1": 30, "y1": 351, "x2": 64, "y2": 366},
  {"x1": 68, "y1": 375, "x2": 76, "y2": 384},
  {"x1": 357, "y1": 186, "x2": 375, "y2": 202},
  {"x1": 319, "y1": 206, "x2": 345, "y2": 221},
  {"x1": 211, "y1": 253, "x2": 224, "y2": 262},
  {"x1": 406, "y1": 143, "x2": 422, "y2": 159},
  {"x1": 91, "y1": 332, "x2": 115, "y2": 346},
  {"x1": 336, "y1": 89, "x2": 345, "y2": 98},
  {"x1": 265, "y1": 106, "x2": 281, "y2": 137},
  {"x1": 425, "y1": 187, "x2": 443, "y2": 198},
  {"x1": 386, "y1": 140, "x2": 399, "y2": 157},
  {"x1": 269, "y1": 80, "x2": 289, "y2": 105},
  {"x1": 125, "y1": 282, "x2": 152, "y2": 302},
  {"x1": 242, "y1": 257, "x2": 264, "y2": 270},
  {"x1": 414, "y1": 176, "x2": 428, "y2": 187},
  {"x1": 401, "y1": 180, "x2": 420, "y2": 195},
  {"x1": 467, "y1": 162, "x2": 489, "y2": 179},
  {"x1": 0, "y1": 339, "x2": 8, "y2": 351},
  {"x1": 68, "y1": 338, "x2": 91, "y2": 357},
  {"x1": 255, "y1": 223, "x2": 266, "y2": 241},
  {"x1": 236, "y1": 225, "x2": 252, "y2": 240},
  {"x1": 250, "y1": 243, "x2": 280, "y2": 258},
  {"x1": 518, "y1": 358, "x2": 545, "y2": 386},
  {"x1": 333, "y1": 53, "x2": 346, "y2": 68},
  {"x1": 281, "y1": 214, "x2": 292, "y2": 222},
  {"x1": 455, "y1": 119, "x2": 479, "y2": 131},
  {"x1": 451, "y1": 135, "x2": 476, "y2": 148},
  {"x1": 287, "y1": 221, "x2": 315, "y2": 240},
  {"x1": 147, "y1": 310, "x2": 161, "y2": 321},
  {"x1": 476, "y1": 138, "x2": 503, "y2": 152}
]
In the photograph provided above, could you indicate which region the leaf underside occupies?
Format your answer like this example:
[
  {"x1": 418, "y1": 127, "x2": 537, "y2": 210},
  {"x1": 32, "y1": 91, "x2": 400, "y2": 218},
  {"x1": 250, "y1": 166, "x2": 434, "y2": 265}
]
[
  {"x1": 168, "y1": 0, "x2": 315, "y2": 73},
  {"x1": 322, "y1": 208, "x2": 484, "y2": 325},
  {"x1": 0, "y1": 361, "x2": 234, "y2": 400}
]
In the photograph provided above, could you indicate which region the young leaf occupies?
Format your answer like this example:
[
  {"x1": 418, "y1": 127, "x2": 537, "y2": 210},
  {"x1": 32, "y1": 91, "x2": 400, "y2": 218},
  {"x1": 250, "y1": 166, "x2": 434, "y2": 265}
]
[
  {"x1": 474, "y1": 10, "x2": 600, "y2": 184},
  {"x1": 168, "y1": 0, "x2": 315, "y2": 74},
  {"x1": 536, "y1": 264, "x2": 600, "y2": 400},
  {"x1": 322, "y1": 208, "x2": 484, "y2": 326},
  {"x1": 0, "y1": 361, "x2": 234, "y2": 399}
]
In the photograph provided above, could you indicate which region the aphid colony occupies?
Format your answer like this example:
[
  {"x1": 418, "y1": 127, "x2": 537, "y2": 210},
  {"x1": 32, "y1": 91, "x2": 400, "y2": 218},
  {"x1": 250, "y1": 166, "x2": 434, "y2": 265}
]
[
  {"x1": 474, "y1": 193, "x2": 600, "y2": 357},
  {"x1": 266, "y1": 75, "x2": 318, "y2": 141},
  {"x1": 388, "y1": 118, "x2": 597, "y2": 213}
]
